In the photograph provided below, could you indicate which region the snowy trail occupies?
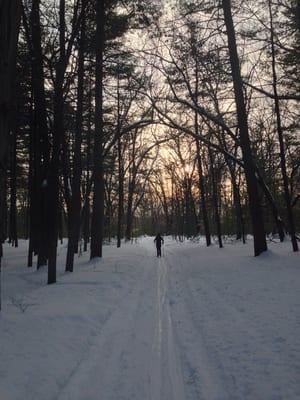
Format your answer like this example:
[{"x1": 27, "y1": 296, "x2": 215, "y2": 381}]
[
  {"x1": 165, "y1": 247, "x2": 231, "y2": 400},
  {"x1": 56, "y1": 254, "x2": 156, "y2": 400},
  {"x1": 1, "y1": 238, "x2": 300, "y2": 400},
  {"x1": 56, "y1": 244, "x2": 185, "y2": 400},
  {"x1": 149, "y1": 256, "x2": 185, "y2": 400}
]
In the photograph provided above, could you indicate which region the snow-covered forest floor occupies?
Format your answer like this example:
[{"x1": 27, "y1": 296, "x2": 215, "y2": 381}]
[{"x1": 0, "y1": 237, "x2": 299, "y2": 400}]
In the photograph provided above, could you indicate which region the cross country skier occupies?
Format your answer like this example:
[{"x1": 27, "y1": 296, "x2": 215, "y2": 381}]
[{"x1": 154, "y1": 233, "x2": 164, "y2": 257}]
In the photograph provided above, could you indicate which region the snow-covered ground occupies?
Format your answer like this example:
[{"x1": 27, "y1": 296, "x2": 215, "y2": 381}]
[{"x1": 0, "y1": 237, "x2": 299, "y2": 400}]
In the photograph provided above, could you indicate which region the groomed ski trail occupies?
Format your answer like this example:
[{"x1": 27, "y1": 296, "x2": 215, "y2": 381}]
[
  {"x1": 56, "y1": 246, "x2": 185, "y2": 400},
  {"x1": 149, "y1": 256, "x2": 185, "y2": 400}
]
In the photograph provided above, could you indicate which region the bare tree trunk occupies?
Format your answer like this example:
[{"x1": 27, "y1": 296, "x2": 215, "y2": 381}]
[
  {"x1": 222, "y1": 0, "x2": 267, "y2": 256},
  {"x1": 268, "y1": 0, "x2": 298, "y2": 252},
  {"x1": 193, "y1": 55, "x2": 211, "y2": 246},
  {"x1": 9, "y1": 115, "x2": 18, "y2": 247},
  {"x1": 82, "y1": 79, "x2": 92, "y2": 252},
  {"x1": 83, "y1": 153, "x2": 91, "y2": 253},
  {"x1": 117, "y1": 72, "x2": 124, "y2": 248},
  {"x1": 24, "y1": 0, "x2": 50, "y2": 268},
  {"x1": 183, "y1": 176, "x2": 196, "y2": 237},
  {"x1": 125, "y1": 176, "x2": 135, "y2": 241},
  {"x1": 27, "y1": 88, "x2": 34, "y2": 267},
  {"x1": 0, "y1": 1, "x2": 21, "y2": 298},
  {"x1": 0, "y1": 174, "x2": 7, "y2": 311},
  {"x1": 208, "y1": 147, "x2": 223, "y2": 248},
  {"x1": 196, "y1": 139, "x2": 211, "y2": 246},
  {"x1": 66, "y1": 10, "x2": 85, "y2": 271},
  {"x1": 47, "y1": 0, "x2": 66, "y2": 283},
  {"x1": 90, "y1": 0, "x2": 105, "y2": 259},
  {"x1": 230, "y1": 169, "x2": 245, "y2": 242},
  {"x1": 0, "y1": 0, "x2": 20, "y2": 170},
  {"x1": 117, "y1": 136, "x2": 124, "y2": 247}
]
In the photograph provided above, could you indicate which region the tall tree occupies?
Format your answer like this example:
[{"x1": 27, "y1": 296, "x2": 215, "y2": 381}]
[
  {"x1": 268, "y1": 0, "x2": 298, "y2": 252},
  {"x1": 23, "y1": 0, "x2": 51, "y2": 268},
  {"x1": 90, "y1": 0, "x2": 105, "y2": 259},
  {"x1": 222, "y1": 0, "x2": 267, "y2": 256},
  {"x1": 0, "y1": 0, "x2": 21, "y2": 309},
  {"x1": 66, "y1": 6, "x2": 86, "y2": 271}
]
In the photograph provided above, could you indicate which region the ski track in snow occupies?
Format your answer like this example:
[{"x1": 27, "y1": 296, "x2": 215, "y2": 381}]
[
  {"x1": 149, "y1": 256, "x2": 185, "y2": 400},
  {"x1": 56, "y1": 253, "x2": 155, "y2": 400},
  {"x1": 165, "y1": 247, "x2": 231, "y2": 400},
  {"x1": 0, "y1": 237, "x2": 300, "y2": 400},
  {"x1": 56, "y1": 245, "x2": 186, "y2": 400}
]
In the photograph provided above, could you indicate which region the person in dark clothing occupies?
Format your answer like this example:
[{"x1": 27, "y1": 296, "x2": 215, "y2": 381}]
[{"x1": 154, "y1": 233, "x2": 164, "y2": 257}]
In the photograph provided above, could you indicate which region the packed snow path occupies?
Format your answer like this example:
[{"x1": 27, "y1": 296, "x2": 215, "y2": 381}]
[
  {"x1": 56, "y1": 244, "x2": 185, "y2": 400},
  {"x1": 0, "y1": 237, "x2": 300, "y2": 400}
]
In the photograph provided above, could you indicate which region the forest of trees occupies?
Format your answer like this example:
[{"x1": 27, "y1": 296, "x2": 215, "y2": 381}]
[{"x1": 0, "y1": 0, "x2": 299, "y2": 284}]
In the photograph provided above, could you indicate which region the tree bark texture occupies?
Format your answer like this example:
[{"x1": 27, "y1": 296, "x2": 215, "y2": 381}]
[
  {"x1": 0, "y1": 0, "x2": 21, "y2": 271},
  {"x1": 90, "y1": 0, "x2": 105, "y2": 259},
  {"x1": 47, "y1": 0, "x2": 66, "y2": 283},
  {"x1": 222, "y1": 0, "x2": 267, "y2": 256},
  {"x1": 66, "y1": 9, "x2": 86, "y2": 271}
]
